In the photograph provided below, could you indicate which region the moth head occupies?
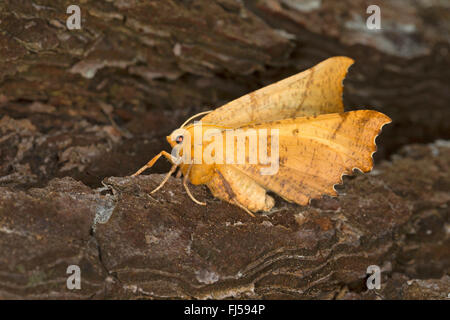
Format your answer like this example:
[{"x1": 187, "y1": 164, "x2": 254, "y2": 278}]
[
  {"x1": 166, "y1": 128, "x2": 189, "y2": 148},
  {"x1": 166, "y1": 110, "x2": 212, "y2": 148}
]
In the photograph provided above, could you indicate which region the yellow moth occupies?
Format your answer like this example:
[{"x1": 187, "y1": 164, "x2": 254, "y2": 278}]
[{"x1": 132, "y1": 56, "x2": 391, "y2": 216}]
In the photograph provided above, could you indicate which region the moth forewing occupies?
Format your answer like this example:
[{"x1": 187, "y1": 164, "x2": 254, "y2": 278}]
[
  {"x1": 230, "y1": 110, "x2": 391, "y2": 206},
  {"x1": 201, "y1": 56, "x2": 355, "y2": 127}
]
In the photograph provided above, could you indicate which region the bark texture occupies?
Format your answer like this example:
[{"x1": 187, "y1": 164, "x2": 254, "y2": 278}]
[
  {"x1": 0, "y1": 141, "x2": 449, "y2": 299},
  {"x1": 0, "y1": 0, "x2": 449, "y2": 299}
]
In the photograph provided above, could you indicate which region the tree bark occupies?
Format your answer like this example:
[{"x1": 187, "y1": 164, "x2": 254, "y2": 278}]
[{"x1": 0, "y1": 0, "x2": 449, "y2": 299}]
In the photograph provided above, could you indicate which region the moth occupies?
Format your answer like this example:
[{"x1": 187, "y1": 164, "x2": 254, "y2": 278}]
[{"x1": 132, "y1": 56, "x2": 391, "y2": 216}]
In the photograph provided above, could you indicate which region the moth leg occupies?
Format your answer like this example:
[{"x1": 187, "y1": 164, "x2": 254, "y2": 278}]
[
  {"x1": 183, "y1": 164, "x2": 206, "y2": 206},
  {"x1": 231, "y1": 200, "x2": 256, "y2": 218},
  {"x1": 150, "y1": 163, "x2": 178, "y2": 194},
  {"x1": 132, "y1": 151, "x2": 173, "y2": 177},
  {"x1": 175, "y1": 168, "x2": 183, "y2": 179}
]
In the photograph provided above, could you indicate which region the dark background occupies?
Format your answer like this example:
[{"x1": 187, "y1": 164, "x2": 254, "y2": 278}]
[{"x1": 0, "y1": 0, "x2": 448, "y2": 299}]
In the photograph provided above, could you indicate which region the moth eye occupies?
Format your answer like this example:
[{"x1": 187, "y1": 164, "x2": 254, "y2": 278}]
[{"x1": 175, "y1": 135, "x2": 184, "y2": 144}]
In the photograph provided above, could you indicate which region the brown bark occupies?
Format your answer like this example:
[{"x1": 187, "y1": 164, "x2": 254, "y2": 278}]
[
  {"x1": 0, "y1": 0, "x2": 449, "y2": 299},
  {"x1": 0, "y1": 141, "x2": 449, "y2": 299}
]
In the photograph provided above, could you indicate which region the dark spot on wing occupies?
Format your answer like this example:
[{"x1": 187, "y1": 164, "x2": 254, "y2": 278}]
[
  {"x1": 293, "y1": 68, "x2": 315, "y2": 117},
  {"x1": 331, "y1": 112, "x2": 349, "y2": 139},
  {"x1": 217, "y1": 170, "x2": 236, "y2": 200}
]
